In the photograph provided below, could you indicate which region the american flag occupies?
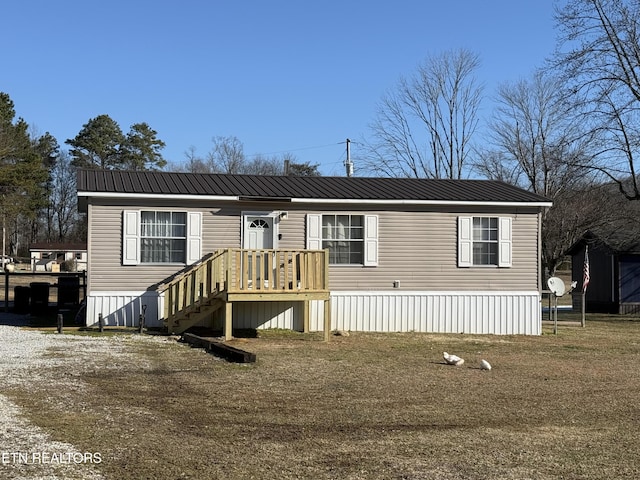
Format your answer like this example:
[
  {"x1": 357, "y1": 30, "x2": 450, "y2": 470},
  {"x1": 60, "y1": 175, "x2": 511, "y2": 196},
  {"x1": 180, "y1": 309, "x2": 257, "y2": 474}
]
[{"x1": 582, "y1": 245, "x2": 590, "y2": 293}]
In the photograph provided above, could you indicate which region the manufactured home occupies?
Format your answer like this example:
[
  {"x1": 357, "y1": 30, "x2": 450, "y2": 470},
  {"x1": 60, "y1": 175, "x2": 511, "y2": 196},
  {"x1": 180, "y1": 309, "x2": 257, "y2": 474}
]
[
  {"x1": 29, "y1": 242, "x2": 88, "y2": 272},
  {"x1": 77, "y1": 170, "x2": 552, "y2": 338}
]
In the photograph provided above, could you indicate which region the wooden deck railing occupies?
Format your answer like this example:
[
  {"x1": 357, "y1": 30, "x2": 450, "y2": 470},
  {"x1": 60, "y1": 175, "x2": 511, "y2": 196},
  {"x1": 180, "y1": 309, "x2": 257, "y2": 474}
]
[{"x1": 157, "y1": 249, "x2": 329, "y2": 323}]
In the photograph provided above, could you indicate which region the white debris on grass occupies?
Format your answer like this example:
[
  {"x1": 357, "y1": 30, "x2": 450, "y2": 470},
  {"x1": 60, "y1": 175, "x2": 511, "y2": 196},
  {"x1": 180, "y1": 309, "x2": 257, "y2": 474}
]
[{"x1": 442, "y1": 351, "x2": 464, "y2": 366}]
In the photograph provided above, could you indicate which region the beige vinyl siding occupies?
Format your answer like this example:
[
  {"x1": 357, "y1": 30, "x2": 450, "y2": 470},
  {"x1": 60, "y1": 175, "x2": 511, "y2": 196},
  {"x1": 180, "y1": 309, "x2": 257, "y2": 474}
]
[
  {"x1": 88, "y1": 199, "x2": 540, "y2": 293},
  {"x1": 295, "y1": 206, "x2": 540, "y2": 292},
  {"x1": 88, "y1": 200, "x2": 242, "y2": 292}
]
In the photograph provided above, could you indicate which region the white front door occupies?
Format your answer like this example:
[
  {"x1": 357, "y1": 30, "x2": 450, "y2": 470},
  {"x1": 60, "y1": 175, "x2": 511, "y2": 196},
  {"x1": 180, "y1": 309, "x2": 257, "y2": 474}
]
[
  {"x1": 243, "y1": 215, "x2": 274, "y2": 250},
  {"x1": 243, "y1": 214, "x2": 275, "y2": 288}
]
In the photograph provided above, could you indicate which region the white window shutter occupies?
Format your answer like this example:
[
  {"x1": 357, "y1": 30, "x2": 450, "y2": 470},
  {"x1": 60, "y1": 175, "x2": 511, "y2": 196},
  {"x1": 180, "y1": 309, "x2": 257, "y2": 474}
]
[
  {"x1": 186, "y1": 212, "x2": 202, "y2": 264},
  {"x1": 458, "y1": 216, "x2": 473, "y2": 267},
  {"x1": 307, "y1": 214, "x2": 322, "y2": 250},
  {"x1": 122, "y1": 210, "x2": 140, "y2": 265},
  {"x1": 364, "y1": 214, "x2": 379, "y2": 266},
  {"x1": 498, "y1": 216, "x2": 512, "y2": 267}
]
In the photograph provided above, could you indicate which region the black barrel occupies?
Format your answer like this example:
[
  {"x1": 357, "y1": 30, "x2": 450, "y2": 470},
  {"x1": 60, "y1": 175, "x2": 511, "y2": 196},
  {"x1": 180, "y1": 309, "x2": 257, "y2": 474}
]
[{"x1": 30, "y1": 282, "x2": 50, "y2": 314}]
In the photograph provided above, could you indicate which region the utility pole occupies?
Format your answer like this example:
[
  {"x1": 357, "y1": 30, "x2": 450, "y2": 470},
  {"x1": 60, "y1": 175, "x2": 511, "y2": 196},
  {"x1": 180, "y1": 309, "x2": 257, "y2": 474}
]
[{"x1": 345, "y1": 138, "x2": 354, "y2": 177}]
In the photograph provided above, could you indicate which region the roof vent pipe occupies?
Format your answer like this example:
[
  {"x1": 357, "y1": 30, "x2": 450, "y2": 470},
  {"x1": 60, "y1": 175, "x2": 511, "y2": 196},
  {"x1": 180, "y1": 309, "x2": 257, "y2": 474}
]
[{"x1": 345, "y1": 138, "x2": 354, "y2": 177}]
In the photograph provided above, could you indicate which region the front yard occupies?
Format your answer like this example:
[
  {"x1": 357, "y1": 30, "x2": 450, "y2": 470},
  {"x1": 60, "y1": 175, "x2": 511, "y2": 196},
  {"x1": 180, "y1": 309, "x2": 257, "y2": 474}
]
[{"x1": 1, "y1": 314, "x2": 639, "y2": 479}]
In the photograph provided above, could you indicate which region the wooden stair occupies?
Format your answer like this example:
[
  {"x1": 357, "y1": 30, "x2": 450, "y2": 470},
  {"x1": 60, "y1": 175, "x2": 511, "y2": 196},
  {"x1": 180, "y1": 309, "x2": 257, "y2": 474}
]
[
  {"x1": 164, "y1": 296, "x2": 224, "y2": 335},
  {"x1": 157, "y1": 248, "x2": 332, "y2": 341}
]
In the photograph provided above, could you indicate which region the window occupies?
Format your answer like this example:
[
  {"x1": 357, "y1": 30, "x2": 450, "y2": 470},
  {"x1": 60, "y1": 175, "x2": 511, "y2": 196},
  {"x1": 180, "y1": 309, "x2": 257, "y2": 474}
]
[
  {"x1": 472, "y1": 217, "x2": 498, "y2": 265},
  {"x1": 123, "y1": 210, "x2": 202, "y2": 265},
  {"x1": 140, "y1": 211, "x2": 187, "y2": 263},
  {"x1": 322, "y1": 215, "x2": 364, "y2": 264},
  {"x1": 249, "y1": 218, "x2": 270, "y2": 229},
  {"x1": 458, "y1": 216, "x2": 511, "y2": 268},
  {"x1": 307, "y1": 214, "x2": 378, "y2": 266}
]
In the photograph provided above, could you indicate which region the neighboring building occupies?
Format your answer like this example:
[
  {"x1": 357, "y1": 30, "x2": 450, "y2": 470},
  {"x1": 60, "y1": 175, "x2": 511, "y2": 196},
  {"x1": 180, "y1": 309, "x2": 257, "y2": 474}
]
[
  {"x1": 29, "y1": 243, "x2": 88, "y2": 272},
  {"x1": 568, "y1": 231, "x2": 640, "y2": 314},
  {"x1": 77, "y1": 170, "x2": 551, "y2": 336}
]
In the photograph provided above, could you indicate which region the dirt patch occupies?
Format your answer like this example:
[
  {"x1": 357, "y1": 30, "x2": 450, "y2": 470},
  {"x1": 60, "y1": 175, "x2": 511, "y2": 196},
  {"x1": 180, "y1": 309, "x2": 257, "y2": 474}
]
[{"x1": 2, "y1": 317, "x2": 640, "y2": 479}]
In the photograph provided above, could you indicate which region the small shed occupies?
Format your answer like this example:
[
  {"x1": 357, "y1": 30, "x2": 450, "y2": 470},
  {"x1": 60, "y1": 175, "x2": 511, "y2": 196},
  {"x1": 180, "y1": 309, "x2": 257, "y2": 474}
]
[
  {"x1": 568, "y1": 231, "x2": 640, "y2": 314},
  {"x1": 29, "y1": 242, "x2": 88, "y2": 272}
]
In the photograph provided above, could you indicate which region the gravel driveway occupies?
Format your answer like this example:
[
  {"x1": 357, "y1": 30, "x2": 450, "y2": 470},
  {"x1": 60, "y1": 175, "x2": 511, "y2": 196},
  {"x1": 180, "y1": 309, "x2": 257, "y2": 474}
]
[{"x1": 0, "y1": 316, "x2": 165, "y2": 479}]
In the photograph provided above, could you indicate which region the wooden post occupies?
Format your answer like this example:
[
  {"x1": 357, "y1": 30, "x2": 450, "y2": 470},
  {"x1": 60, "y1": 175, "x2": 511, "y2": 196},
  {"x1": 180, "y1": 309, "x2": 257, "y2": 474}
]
[
  {"x1": 4, "y1": 271, "x2": 8, "y2": 313},
  {"x1": 303, "y1": 300, "x2": 310, "y2": 333},
  {"x1": 57, "y1": 313, "x2": 63, "y2": 334},
  {"x1": 553, "y1": 295, "x2": 558, "y2": 335},
  {"x1": 139, "y1": 304, "x2": 147, "y2": 334},
  {"x1": 98, "y1": 313, "x2": 104, "y2": 332},
  {"x1": 323, "y1": 298, "x2": 331, "y2": 342},
  {"x1": 224, "y1": 301, "x2": 233, "y2": 341}
]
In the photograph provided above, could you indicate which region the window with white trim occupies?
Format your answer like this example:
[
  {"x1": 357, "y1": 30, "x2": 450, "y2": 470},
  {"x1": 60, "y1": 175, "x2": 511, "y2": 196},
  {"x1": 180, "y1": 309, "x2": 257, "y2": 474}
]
[
  {"x1": 472, "y1": 217, "x2": 498, "y2": 265},
  {"x1": 141, "y1": 211, "x2": 187, "y2": 263},
  {"x1": 306, "y1": 214, "x2": 378, "y2": 266},
  {"x1": 323, "y1": 214, "x2": 364, "y2": 265},
  {"x1": 123, "y1": 210, "x2": 202, "y2": 265},
  {"x1": 458, "y1": 216, "x2": 512, "y2": 267}
]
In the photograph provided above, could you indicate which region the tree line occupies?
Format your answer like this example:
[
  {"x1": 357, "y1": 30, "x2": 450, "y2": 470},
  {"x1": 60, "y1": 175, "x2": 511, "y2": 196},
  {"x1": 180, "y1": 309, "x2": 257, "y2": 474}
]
[
  {"x1": 0, "y1": 95, "x2": 321, "y2": 259},
  {"x1": 361, "y1": 0, "x2": 640, "y2": 276},
  {"x1": 1, "y1": 0, "x2": 636, "y2": 276}
]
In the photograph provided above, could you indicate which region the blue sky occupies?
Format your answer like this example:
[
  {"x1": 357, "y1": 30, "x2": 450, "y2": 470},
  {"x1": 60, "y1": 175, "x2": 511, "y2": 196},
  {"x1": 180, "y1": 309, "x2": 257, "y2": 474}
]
[{"x1": 2, "y1": 1, "x2": 557, "y2": 176}]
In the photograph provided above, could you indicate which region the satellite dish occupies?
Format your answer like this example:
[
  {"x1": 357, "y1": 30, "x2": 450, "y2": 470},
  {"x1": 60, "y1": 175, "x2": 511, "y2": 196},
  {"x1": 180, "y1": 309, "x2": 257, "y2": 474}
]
[{"x1": 547, "y1": 277, "x2": 566, "y2": 297}]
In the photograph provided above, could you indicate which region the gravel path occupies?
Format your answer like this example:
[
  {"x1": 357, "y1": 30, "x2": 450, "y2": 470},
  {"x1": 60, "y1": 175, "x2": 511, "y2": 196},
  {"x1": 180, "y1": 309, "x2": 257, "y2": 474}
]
[{"x1": 0, "y1": 316, "x2": 167, "y2": 479}]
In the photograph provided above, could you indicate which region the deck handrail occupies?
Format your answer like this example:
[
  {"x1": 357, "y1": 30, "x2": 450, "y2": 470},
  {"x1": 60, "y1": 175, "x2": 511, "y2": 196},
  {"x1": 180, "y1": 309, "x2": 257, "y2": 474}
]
[{"x1": 157, "y1": 248, "x2": 329, "y2": 322}]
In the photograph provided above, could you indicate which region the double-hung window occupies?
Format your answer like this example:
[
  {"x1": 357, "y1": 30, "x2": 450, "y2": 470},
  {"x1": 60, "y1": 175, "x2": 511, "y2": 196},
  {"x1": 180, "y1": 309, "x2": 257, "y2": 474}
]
[
  {"x1": 472, "y1": 217, "x2": 498, "y2": 265},
  {"x1": 140, "y1": 211, "x2": 187, "y2": 263},
  {"x1": 307, "y1": 214, "x2": 378, "y2": 266},
  {"x1": 123, "y1": 210, "x2": 202, "y2": 265},
  {"x1": 458, "y1": 216, "x2": 512, "y2": 267},
  {"x1": 322, "y1": 215, "x2": 364, "y2": 265}
]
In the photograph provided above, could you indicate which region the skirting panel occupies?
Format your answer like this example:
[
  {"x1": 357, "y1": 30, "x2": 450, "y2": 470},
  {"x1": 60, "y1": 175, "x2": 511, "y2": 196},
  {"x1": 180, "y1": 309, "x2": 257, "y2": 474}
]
[
  {"x1": 311, "y1": 291, "x2": 542, "y2": 335},
  {"x1": 86, "y1": 291, "x2": 161, "y2": 327},
  {"x1": 86, "y1": 290, "x2": 541, "y2": 335}
]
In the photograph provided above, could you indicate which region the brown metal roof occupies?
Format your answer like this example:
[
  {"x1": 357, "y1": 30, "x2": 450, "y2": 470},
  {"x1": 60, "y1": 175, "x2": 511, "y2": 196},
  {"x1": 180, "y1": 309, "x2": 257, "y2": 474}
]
[{"x1": 77, "y1": 169, "x2": 551, "y2": 204}]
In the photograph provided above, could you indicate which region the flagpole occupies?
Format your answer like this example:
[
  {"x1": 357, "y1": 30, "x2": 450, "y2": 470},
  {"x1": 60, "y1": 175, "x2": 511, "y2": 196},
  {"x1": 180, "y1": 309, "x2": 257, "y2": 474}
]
[{"x1": 581, "y1": 245, "x2": 590, "y2": 327}]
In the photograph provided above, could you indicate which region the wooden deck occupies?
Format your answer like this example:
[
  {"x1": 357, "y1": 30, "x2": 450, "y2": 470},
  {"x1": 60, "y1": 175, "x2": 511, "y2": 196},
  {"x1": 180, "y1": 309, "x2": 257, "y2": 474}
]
[{"x1": 156, "y1": 249, "x2": 331, "y2": 340}]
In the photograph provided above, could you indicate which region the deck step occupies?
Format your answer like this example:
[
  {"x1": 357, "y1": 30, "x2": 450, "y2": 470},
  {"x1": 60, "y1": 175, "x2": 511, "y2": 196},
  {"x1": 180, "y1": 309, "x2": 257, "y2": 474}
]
[{"x1": 165, "y1": 298, "x2": 224, "y2": 335}]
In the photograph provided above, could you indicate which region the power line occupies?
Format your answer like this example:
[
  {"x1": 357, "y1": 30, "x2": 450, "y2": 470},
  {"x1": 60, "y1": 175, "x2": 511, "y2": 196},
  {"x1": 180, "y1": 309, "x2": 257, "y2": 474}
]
[{"x1": 244, "y1": 141, "x2": 346, "y2": 159}]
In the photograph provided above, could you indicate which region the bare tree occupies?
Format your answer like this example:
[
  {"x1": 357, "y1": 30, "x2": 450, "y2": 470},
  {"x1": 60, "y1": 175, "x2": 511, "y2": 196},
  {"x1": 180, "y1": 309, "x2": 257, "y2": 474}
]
[
  {"x1": 476, "y1": 70, "x2": 598, "y2": 275},
  {"x1": 207, "y1": 135, "x2": 245, "y2": 174},
  {"x1": 171, "y1": 138, "x2": 321, "y2": 176},
  {"x1": 49, "y1": 151, "x2": 79, "y2": 241},
  {"x1": 553, "y1": 0, "x2": 640, "y2": 199},
  {"x1": 478, "y1": 71, "x2": 591, "y2": 197},
  {"x1": 543, "y1": 181, "x2": 640, "y2": 273},
  {"x1": 172, "y1": 146, "x2": 213, "y2": 174},
  {"x1": 363, "y1": 49, "x2": 483, "y2": 179}
]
